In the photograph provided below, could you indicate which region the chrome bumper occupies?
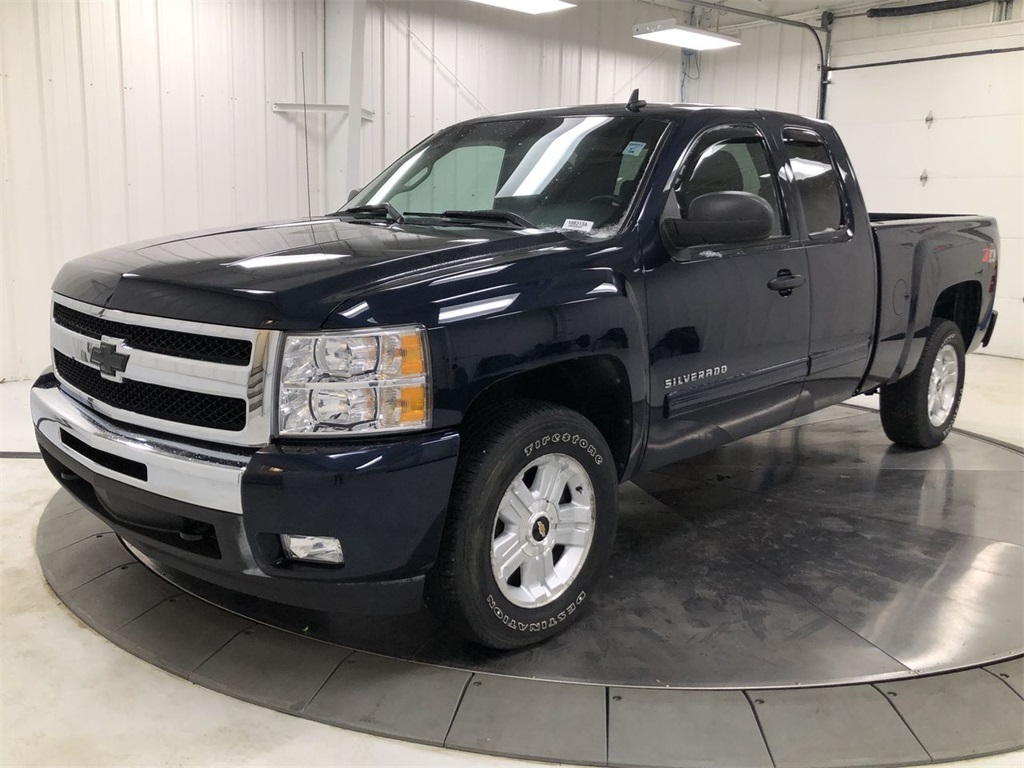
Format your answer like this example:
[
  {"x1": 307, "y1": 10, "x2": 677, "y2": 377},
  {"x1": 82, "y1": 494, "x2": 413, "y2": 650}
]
[{"x1": 31, "y1": 384, "x2": 251, "y2": 514}]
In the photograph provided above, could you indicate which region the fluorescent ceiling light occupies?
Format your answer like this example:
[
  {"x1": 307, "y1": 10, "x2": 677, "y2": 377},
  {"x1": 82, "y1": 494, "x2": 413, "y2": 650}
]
[
  {"x1": 230, "y1": 253, "x2": 343, "y2": 270},
  {"x1": 439, "y1": 294, "x2": 519, "y2": 323},
  {"x1": 468, "y1": 0, "x2": 575, "y2": 15},
  {"x1": 508, "y1": 116, "x2": 611, "y2": 196},
  {"x1": 633, "y1": 18, "x2": 741, "y2": 51},
  {"x1": 789, "y1": 157, "x2": 832, "y2": 181}
]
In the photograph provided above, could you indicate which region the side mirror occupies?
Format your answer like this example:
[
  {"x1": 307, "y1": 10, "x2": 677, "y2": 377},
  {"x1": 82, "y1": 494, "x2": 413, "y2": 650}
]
[
  {"x1": 661, "y1": 191, "x2": 775, "y2": 252},
  {"x1": 347, "y1": 188, "x2": 361, "y2": 202}
]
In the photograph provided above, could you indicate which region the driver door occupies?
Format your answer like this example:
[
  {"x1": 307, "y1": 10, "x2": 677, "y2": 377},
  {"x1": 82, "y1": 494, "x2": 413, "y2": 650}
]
[{"x1": 642, "y1": 121, "x2": 811, "y2": 470}]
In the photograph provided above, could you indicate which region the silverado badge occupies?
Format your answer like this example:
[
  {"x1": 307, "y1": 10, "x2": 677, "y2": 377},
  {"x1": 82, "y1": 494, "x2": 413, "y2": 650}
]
[{"x1": 665, "y1": 365, "x2": 728, "y2": 390}]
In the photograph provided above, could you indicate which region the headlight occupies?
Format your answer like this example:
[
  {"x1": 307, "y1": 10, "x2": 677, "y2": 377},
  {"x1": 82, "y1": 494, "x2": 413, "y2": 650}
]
[{"x1": 278, "y1": 326, "x2": 430, "y2": 435}]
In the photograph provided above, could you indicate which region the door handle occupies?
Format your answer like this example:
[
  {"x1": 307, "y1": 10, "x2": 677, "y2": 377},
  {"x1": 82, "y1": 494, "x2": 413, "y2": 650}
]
[{"x1": 767, "y1": 269, "x2": 806, "y2": 297}]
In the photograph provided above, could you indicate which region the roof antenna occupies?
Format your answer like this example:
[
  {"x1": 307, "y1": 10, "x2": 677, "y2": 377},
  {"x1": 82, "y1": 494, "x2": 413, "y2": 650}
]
[{"x1": 626, "y1": 88, "x2": 647, "y2": 113}]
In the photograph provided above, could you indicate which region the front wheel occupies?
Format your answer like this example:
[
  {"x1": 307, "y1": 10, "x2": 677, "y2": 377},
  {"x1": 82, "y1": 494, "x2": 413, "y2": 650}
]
[
  {"x1": 880, "y1": 319, "x2": 966, "y2": 449},
  {"x1": 427, "y1": 401, "x2": 618, "y2": 649}
]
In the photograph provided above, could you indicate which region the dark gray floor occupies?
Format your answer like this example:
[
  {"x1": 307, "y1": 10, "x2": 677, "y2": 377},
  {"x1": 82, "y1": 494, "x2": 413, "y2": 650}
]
[
  {"x1": 140, "y1": 408, "x2": 1024, "y2": 689},
  {"x1": 35, "y1": 406, "x2": 1024, "y2": 767}
]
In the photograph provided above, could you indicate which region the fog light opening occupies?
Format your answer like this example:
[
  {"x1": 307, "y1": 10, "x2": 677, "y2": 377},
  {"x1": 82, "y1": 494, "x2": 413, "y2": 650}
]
[{"x1": 280, "y1": 534, "x2": 344, "y2": 565}]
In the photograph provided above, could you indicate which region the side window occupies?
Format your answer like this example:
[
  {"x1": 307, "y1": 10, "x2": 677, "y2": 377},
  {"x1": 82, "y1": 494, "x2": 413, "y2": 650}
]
[
  {"x1": 677, "y1": 133, "x2": 785, "y2": 237},
  {"x1": 782, "y1": 131, "x2": 845, "y2": 236},
  {"x1": 389, "y1": 144, "x2": 504, "y2": 213}
]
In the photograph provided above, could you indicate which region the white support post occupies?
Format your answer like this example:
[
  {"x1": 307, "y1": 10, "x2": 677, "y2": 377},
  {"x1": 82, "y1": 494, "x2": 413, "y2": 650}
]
[{"x1": 324, "y1": 0, "x2": 368, "y2": 209}]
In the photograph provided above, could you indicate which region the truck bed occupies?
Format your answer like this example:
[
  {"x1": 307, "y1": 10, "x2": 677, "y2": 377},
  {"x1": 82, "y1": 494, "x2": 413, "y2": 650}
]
[
  {"x1": 869, "y1": 212, "x2": 979, "y2": 224},
  {"x1": 865, "y1": 212, "x2": 998, "y2": 389}
]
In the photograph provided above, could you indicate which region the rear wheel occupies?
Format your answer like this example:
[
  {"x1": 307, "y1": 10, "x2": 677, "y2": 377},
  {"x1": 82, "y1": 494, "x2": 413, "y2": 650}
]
[
  {"x1": 880, "y1": 319, "x2": 965, "y2": 449},
  {"x1": 427, "y1": 400, "x2": 618, "y2": 649}
]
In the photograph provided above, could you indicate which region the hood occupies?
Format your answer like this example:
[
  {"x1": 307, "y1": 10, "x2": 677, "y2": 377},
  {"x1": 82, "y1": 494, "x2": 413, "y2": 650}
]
[{"x1": 52, "y1": 217, "x2": 566, "y2": 329}]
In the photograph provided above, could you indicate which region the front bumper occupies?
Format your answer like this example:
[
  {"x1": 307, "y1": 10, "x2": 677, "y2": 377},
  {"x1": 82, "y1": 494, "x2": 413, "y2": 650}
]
[{"x1": 32, "y1": 373, "x2": 460, "y2": 614}]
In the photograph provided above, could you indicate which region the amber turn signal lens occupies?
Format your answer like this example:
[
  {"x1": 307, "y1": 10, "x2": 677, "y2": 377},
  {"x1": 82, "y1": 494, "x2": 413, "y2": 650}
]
[
  {"x1": 399, "y1": 385, "x2": 427, "y2": 424},
  {"x1": 399, "y1": 333, "x2": 425, "y2": 376}
]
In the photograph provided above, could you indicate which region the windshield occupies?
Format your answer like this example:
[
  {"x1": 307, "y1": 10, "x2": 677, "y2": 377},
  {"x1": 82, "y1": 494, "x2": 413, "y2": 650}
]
[{"x1": 344, "y1": 115, "x2": 667, "y2": 236}]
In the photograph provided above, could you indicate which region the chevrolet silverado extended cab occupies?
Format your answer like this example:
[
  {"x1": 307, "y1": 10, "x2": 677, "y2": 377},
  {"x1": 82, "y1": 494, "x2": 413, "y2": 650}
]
[{"x1": 32, "y1": 102, "x2": 999, "y2": 649}]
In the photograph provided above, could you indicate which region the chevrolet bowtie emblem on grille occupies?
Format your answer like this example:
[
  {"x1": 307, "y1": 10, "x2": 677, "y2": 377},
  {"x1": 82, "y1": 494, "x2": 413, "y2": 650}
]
[{"x1": 88, "y1": 340, "x2": 130, "y2": 382}]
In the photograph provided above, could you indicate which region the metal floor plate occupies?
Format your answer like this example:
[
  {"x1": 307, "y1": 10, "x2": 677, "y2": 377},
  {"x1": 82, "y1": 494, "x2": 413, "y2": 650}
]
[
  {"x1": 139, "y1": 408, "x2": 1024, "y2": 689},
  {"x1": 35, "y1": 406, "x2": 1024, "y2": 767}
]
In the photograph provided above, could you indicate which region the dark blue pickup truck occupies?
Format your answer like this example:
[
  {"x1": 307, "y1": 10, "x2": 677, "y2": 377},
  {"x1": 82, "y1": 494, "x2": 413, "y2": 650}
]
[{"x1": 32, "y1": 102, "x2": 999, "y2": 648}]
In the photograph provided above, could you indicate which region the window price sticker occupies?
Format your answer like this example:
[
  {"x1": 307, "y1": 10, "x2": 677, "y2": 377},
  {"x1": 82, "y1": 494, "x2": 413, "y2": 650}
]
[{"x1": 562, "y1": 218, "x2": 594, "y2": 232}]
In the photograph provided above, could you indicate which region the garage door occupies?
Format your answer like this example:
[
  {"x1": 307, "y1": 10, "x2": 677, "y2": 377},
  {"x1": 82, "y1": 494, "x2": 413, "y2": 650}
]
[{"x1": 827, "y1": 50, "x2": 1023, "y2": 360}]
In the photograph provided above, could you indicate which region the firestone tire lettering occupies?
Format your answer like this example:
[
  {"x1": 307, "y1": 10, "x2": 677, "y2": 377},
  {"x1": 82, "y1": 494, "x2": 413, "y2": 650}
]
[
  {"x1": 487, "y1": 592, "x2": 587, "y2": 632},
  {"x1": 523, "y1": 434, "x2": 604, "y2": 465}
]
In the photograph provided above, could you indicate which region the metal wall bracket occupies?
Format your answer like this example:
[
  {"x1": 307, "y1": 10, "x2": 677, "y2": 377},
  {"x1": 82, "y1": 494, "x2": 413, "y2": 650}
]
[{"x1": 272, "y1": 102, "x2": 375, "y2": 121}]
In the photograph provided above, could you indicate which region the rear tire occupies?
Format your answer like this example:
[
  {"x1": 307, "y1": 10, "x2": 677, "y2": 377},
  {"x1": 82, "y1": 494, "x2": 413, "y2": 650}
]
[
  {"x1": 880, "y1": 319, "x2": 965, "y2": 449},
  {"x1": 427, "y1": 400, "x2": 618, "y2": 649}
]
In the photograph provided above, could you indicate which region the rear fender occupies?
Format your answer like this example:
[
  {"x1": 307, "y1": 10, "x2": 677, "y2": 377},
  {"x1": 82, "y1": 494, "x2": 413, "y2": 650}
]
[{"x1": 865, "y1": 217, "x2": 996, "y2": 387}]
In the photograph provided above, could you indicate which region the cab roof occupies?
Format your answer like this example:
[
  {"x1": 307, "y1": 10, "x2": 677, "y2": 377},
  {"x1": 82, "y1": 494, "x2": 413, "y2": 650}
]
[{"x1": 457, "y1": 102, "x2": 826, "y2": 129}]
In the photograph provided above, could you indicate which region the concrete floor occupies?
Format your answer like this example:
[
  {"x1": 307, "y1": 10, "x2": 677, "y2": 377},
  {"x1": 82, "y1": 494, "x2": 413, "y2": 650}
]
[
  {"x1": 2, "y1": 354, "x2": 1022, "y2": 767},
  {"x1": 847, "y1": 353, "x2": 1024, "y2": 450}
]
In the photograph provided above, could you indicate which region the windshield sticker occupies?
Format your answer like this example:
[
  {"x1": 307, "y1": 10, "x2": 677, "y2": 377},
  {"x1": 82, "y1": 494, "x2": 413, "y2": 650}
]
[
  {"x1": 563, "y1": 218, "x2": 594, "y2": 232},
  {"x1": 623, "y1": 141, "x2": 647, "y2": 157}
]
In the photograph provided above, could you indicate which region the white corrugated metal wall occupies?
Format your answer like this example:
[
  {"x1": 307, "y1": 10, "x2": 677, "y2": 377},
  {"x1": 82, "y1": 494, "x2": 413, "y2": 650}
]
[
  {"x1": 349, "y1": 0, "x2": 685, "y2": 198},
  {"x1": 678, "y1": 22, "x2": 822, "y2": 116},
  {"x1": 1, "y1": 0, "x2": 325, "y2": 381},
  {"x1": 684, "y1": 2, "x2": 1023, "y2": 360},
  {"x1": 2, "y1": 0, "x2": 684, "y2": 381},
  {"x1": 682, "y1": 0, "x2": 1016, "y2": 115}
]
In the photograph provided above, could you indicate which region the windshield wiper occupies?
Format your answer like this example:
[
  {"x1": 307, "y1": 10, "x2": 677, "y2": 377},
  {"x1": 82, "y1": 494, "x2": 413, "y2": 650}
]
[
  {"x1": 404, "y1": 209, "x2": 536, "y2": 229},
  {"x1": 341, "y1": 203, "x2": 405, "y2": 225}
]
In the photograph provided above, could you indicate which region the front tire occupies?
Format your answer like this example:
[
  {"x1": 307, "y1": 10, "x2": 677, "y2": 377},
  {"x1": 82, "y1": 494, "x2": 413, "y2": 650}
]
[
  {"x1": 880, "y1": 319, "x2": 965, "y2": 449},
  {"x1": 427, "y1": 400, "x2": 618, "y2": 649}
]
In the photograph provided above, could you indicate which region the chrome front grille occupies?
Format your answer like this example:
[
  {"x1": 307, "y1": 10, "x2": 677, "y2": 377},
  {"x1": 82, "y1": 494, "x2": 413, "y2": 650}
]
[
  {"x1": 50, "y1": 295, "x2": 278, "y2": 446},
  {"x1": 53, "y1": 352, "x2": 248, "y2": 431},
  {"x1": 53, "y1": 302, "x2": 253, "y2": 365}
]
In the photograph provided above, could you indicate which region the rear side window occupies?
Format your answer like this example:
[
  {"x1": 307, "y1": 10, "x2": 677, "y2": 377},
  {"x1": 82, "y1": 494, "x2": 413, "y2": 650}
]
[
  {"x1": 783, "y1": 131, "x2": 844, "y2": 236},
  {"x1": 677, "y1": 131, "x2": 786, "y2": 237}
]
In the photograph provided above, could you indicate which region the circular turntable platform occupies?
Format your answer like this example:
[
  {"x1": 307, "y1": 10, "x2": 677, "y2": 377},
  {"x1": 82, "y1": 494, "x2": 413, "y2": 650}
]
[{"x1": 37, "y1": 406, "x2": 1024, "y2": 767}]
